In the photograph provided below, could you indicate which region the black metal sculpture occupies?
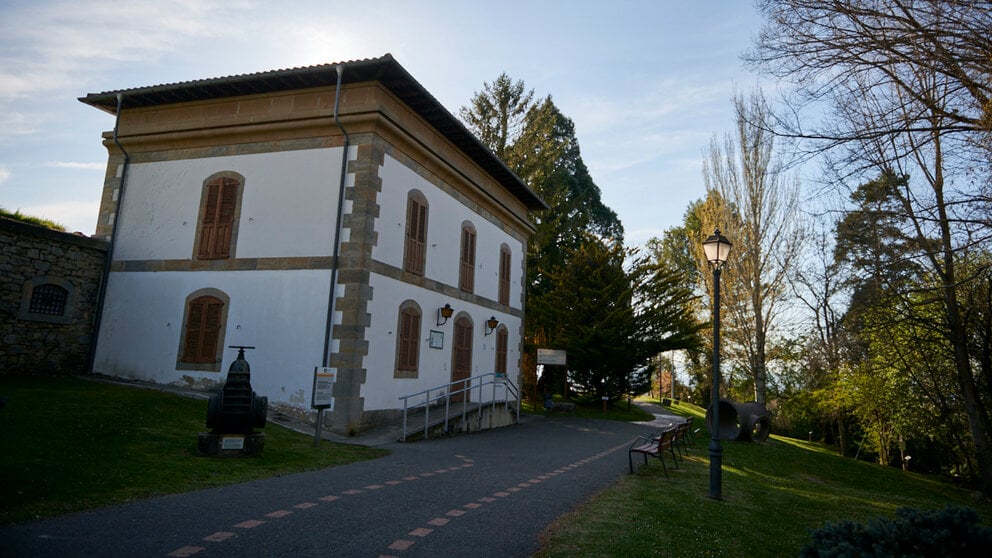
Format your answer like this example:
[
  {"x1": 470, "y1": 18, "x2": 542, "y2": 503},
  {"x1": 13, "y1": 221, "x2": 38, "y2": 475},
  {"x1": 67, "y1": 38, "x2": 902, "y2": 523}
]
[
  {"x1": 705, "y1": 399, "x2": 771, "y2": 442},
  {"x1": 197, "y1": 346, "x2": 268, "y2": 456}
]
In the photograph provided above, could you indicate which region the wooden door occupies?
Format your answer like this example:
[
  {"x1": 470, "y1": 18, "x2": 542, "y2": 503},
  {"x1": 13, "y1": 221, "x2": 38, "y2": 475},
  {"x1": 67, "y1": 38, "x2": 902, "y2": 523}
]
[{"x1": 450, "y1": 316, "x2": 473, "y2": 402}]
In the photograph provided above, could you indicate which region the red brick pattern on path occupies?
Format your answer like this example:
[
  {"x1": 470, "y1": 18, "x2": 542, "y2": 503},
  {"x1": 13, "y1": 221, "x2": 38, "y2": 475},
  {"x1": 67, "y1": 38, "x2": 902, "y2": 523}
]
[{"x1": 166, "y1": 444, "x2": 630, "y2": 557}]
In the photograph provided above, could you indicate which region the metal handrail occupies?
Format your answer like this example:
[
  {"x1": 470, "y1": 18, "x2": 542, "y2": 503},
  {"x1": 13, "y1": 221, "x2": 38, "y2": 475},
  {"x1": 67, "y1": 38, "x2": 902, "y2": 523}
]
[{"x1": 398, "y1": 372, "x2": 520, "y2": 442}]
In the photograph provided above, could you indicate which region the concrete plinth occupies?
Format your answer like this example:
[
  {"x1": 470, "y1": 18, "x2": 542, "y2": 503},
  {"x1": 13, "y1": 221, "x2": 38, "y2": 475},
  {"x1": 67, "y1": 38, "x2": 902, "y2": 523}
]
[{"x1": 197, "y1": 431, "x2": 265, "y2": 456}]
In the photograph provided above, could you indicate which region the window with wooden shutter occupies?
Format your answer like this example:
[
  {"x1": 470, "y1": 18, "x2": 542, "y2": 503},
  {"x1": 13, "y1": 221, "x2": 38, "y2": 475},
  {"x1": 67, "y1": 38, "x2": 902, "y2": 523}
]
[
  {"x1": 459, "y1": 223, "x2": 476, "y2": 293},
  {"x1": 176, "y1": 289, "x2": 229, "y2": 372},
  {"x1": 404, "y1": 193, "x2": 428, "y2": 275},
  {"x1": 396, "y1": 304, "x2": 421, "y2": 376},
  {"x1": 495, "y1": 326, "x2": 508, "y2": 375},
  {"x1": 498, "y1": 245, "x2": 511, "y2": 306},
  {"x1": 181, "y1": 295, "x2": 224, "y2": 363},
  {"x1": 197, "y1": 176, "x2": 241, "y2": 260}
]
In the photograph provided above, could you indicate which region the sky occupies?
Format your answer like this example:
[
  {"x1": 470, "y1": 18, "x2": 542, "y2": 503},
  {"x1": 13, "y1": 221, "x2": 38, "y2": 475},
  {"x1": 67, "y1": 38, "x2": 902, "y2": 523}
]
[{"x1": 0, "y1": 0, "x2": 765, "y2": 247}]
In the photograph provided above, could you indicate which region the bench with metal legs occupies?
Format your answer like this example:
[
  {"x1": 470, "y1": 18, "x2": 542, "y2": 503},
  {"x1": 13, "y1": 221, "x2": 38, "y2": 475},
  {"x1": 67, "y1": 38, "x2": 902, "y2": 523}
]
[{"x1": 628, "y1": 426, "x2": 680, "y2": 477}]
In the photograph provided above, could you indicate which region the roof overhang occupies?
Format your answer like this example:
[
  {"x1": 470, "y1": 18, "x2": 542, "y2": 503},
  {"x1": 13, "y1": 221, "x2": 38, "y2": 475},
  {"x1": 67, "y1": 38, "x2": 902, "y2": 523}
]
[{"x1": 79, "y1": 54, "x2": 547, "y2": 211}]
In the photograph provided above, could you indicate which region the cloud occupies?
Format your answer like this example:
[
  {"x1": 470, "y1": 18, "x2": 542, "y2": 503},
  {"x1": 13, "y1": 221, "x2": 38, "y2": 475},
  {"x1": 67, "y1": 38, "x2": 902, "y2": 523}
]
[
  {"x1": 0, "y1": 165, "x2": 10, "y2": 184},
  {"x1": 0, "y1": 109, "x2": 38, "y2": 137},
  {"x1": 0, "y1": 1, "x2": 260, "y2": 98},
  {"x1": 45, "y1": 161, "x2": 105, "y2": 171},
  {"x1": 16, "y1": 199, "x2": 99, "y2": 235}
]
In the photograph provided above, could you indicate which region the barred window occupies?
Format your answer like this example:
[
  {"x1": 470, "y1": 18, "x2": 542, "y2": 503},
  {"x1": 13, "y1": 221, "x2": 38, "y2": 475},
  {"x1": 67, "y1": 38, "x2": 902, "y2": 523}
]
[
  {"x1": 18, "y1": 277, "x2": 75, "y2": 324},
  {"x1": 29, "y1": 284, "x2": 68, "y2": 316}
]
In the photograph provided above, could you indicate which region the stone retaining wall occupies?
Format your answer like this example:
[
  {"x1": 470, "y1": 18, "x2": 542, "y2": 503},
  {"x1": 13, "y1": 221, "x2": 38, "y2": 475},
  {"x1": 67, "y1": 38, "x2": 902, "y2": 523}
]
[{"x1": 1, "y1": 217, "x2": 107, "y2": 374}]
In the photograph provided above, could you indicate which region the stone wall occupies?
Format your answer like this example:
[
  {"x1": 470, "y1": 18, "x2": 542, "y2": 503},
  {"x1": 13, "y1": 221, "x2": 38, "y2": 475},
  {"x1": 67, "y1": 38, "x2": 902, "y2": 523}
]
[{"x1": 0, "y1": 217, "x2": 108, "y2": 374}]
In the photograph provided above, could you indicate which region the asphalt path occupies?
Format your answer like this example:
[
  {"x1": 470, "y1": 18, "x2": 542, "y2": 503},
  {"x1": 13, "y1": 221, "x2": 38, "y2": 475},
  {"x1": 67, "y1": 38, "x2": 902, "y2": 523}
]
[{"x1": 2, "y1": 410, "x2": 678, "y2": 557}]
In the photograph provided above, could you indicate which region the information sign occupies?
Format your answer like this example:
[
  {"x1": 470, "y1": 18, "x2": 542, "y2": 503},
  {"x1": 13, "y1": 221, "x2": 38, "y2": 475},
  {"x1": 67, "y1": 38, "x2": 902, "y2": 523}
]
[
  {"x1": 537, "y1": 349, "x2": 567, "y2": 366},
  {"x1": 312, "y1": 367, "x2": 336, "y2": 410}
]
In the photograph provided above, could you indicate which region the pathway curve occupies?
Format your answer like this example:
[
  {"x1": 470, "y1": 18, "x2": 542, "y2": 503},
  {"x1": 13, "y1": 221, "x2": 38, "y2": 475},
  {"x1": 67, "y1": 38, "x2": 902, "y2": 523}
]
[{"x1": 1, "y1": 412, "x2": 667, "y2": 557}]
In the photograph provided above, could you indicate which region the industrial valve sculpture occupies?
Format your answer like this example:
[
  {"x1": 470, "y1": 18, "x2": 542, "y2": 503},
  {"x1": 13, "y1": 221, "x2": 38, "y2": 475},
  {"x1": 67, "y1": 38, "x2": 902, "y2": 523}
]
[{"x1": 197, "y1": 345, "x2": 268, "y2": 456}]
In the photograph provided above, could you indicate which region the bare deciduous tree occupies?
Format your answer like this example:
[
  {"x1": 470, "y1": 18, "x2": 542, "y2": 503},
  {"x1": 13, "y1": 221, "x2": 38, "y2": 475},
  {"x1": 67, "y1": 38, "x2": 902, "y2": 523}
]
[
  {"x1": 699, "y1": 90, "x2": 804, "y2": 407},
  {"x1": 748, "y1": 0, "x2": 992, "y2": 492}
]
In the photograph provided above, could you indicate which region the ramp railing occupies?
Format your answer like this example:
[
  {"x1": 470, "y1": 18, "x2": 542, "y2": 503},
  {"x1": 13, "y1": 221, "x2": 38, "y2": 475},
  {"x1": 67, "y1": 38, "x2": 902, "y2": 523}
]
[{"x1": 398, "y1": 373, "x2": 520, "y2": 442}]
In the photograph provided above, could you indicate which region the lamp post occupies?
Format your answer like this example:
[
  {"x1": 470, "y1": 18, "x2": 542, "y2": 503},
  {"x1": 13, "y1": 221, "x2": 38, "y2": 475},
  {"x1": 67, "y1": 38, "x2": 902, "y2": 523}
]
[{"x1": 702, "y1": 228, "x2": 732, "y2": 500}]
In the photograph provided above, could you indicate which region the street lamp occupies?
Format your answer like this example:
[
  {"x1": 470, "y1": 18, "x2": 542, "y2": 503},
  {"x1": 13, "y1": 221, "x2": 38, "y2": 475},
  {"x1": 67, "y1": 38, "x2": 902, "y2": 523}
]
[{"x1": 702, "y1": 228, "x2": 732, "y2": 500}]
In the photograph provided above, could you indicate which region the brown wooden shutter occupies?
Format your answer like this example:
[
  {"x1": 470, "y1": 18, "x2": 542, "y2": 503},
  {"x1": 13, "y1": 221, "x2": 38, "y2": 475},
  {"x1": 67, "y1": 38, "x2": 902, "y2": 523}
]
[
  {"x1": 495, "y1": 328, "x2": 508, "y2": 375},
  {"x1": 398, "y1": 307, "x2": 420, "y2": 371},
  {"x1": 405, "y1": 197, "x2": 427, "y2": 275},
  {"x1": 198, "y1": 182, "x2": 220, "y2": 258},
  {"x1": 451, "y1": 317, "x2": 473, "y2": 402},
  {"x1": 459, "y1": 227, "x2": 476, "y2": 292},
  {"x1": 182, "y1": 300, "x2": 205, "y2": 361},
  {"x1": 182, "y1": 296, "x2": 223, "y2": 363},
  {"x1": 498, "y1": 247, "x2": 511, "y2": 306},
  {"x1": 198, "y1": 178, "x2": 238, "y2": 259},
  {"x1": 200, "y1": 300, "x2": 223, "y2": 360}
]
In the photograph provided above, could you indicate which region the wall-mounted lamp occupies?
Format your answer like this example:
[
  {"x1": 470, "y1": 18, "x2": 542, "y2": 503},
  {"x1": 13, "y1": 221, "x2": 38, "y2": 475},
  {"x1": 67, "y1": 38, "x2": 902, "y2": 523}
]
[
  {"x1": 485, "y1": 316, "x2": 499, "y2": 336},
  {"x1": 437, "y1": 304, "x2": 454, "y2": 326}
]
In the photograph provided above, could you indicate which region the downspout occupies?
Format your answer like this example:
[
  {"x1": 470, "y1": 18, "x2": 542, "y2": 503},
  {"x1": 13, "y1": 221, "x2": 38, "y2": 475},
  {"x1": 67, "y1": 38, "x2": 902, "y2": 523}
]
[
  {"x1": 322, "y1": 65, "x2": 350, "y2": 368},
  {"x1": 87, "y1": 93, "x2": 130, "y2": 374}
]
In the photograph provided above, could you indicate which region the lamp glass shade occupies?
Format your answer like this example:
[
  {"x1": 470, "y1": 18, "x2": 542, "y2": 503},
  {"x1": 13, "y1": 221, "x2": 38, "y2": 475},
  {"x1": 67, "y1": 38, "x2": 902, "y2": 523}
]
[{"x1": 702, "y1": 229, "x2": 733, "y2": 266}]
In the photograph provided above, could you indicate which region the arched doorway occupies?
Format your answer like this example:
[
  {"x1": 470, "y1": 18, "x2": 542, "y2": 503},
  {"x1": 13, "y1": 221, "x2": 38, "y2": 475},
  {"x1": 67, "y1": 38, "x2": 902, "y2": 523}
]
[{"x1": 450, "y1": 315, "x2": 473, "y2": 402}]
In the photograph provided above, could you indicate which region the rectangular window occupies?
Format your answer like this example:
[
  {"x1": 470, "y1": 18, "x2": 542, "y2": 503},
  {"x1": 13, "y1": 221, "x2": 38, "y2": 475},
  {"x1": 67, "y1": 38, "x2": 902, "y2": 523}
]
[{"x1": 29, "y1": 284, "x2": 68, "y2": 316}]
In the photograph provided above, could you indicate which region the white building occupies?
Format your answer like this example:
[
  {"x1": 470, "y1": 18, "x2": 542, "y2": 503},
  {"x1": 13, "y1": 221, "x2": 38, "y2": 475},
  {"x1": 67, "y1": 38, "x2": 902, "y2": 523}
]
[{"x1": 80, "y1": 55, "x2": 545, "y2": 434}]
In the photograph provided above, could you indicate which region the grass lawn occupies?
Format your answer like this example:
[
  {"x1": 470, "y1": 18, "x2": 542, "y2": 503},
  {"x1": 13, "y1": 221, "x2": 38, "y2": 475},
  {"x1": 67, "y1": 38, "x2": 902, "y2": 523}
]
[
  {"x1": 5, "y1": 377, "x2": 990, "y2": 555},
  {"x1": 0, "y1": 375, "x2": 387, "y2": 525},
  {"x1": 536, "y1": 401, "x2": 992, "y2": 557}
]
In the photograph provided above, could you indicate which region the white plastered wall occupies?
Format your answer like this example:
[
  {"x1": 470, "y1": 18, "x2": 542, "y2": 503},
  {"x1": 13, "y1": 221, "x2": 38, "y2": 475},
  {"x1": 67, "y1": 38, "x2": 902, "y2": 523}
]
[
  {"x1": 112, "y1": 148, "x2": 339, "y2": 261},
  {"x1": 94, "y1": 147, "x2": 343, "y2": 406},
  {"x1": 93, "y1": 269, "x2": 331, "y2": 407},
  {"x1": 363, "y1": 154, "x2": 525, "y2": 409}
]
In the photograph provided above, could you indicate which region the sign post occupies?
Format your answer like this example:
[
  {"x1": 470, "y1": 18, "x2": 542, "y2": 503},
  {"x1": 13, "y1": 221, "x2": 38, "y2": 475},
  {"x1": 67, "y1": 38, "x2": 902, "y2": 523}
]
[
  {"x1": 536, "y1": 349, "x2": 567, "y2": 366},
  {"x1": 537, "y1": 349, "x2": 568, "y2": 409},
  {"x1": 312, "y1": 367, "x2": 336, "y2": 447}
]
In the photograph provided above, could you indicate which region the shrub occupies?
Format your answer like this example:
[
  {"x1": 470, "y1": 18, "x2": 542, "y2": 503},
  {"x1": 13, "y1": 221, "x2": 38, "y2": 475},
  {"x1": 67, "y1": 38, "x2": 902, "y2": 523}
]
[
  {"x1": 801, "y1": 505, "x2": 992, "y2": 557},
  {"x1": 0, "y1": 207, "x2": 66, "y2": 231}
]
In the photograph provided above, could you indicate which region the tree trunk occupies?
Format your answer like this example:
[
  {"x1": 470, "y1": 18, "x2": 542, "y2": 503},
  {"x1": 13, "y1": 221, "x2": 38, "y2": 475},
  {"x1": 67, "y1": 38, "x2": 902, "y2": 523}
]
[
  {"x1": 944, "y1": 272, "x2": 992, "y2": 492},
  {"x1": 930, "y1": 149, "x2": 992, "y2": 493},
  {"x1": 753, "y1": 295, "x2": 767, "y2": 406}
]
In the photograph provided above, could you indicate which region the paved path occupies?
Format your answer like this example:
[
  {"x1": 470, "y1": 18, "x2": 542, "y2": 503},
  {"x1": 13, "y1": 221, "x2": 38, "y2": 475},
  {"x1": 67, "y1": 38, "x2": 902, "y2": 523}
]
[{"x1": 2, "y1": 409, "x2": 679, "y2": 557}]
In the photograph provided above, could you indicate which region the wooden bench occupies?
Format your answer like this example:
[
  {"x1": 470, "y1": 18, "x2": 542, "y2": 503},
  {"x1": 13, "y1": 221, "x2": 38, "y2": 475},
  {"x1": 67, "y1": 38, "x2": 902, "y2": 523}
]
[
  {"x1": 544, "y1": 400, "x2": 575, "y2": 414},
  {"x1": 551, "y1": 401, "x2": 575, "y2": 413},
  {"x1": 672, "y1": 417, "x2": 692, "y2": 457},
  {"x1": 628, "y1": 426, "x2": 680, "y2": 477}
]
